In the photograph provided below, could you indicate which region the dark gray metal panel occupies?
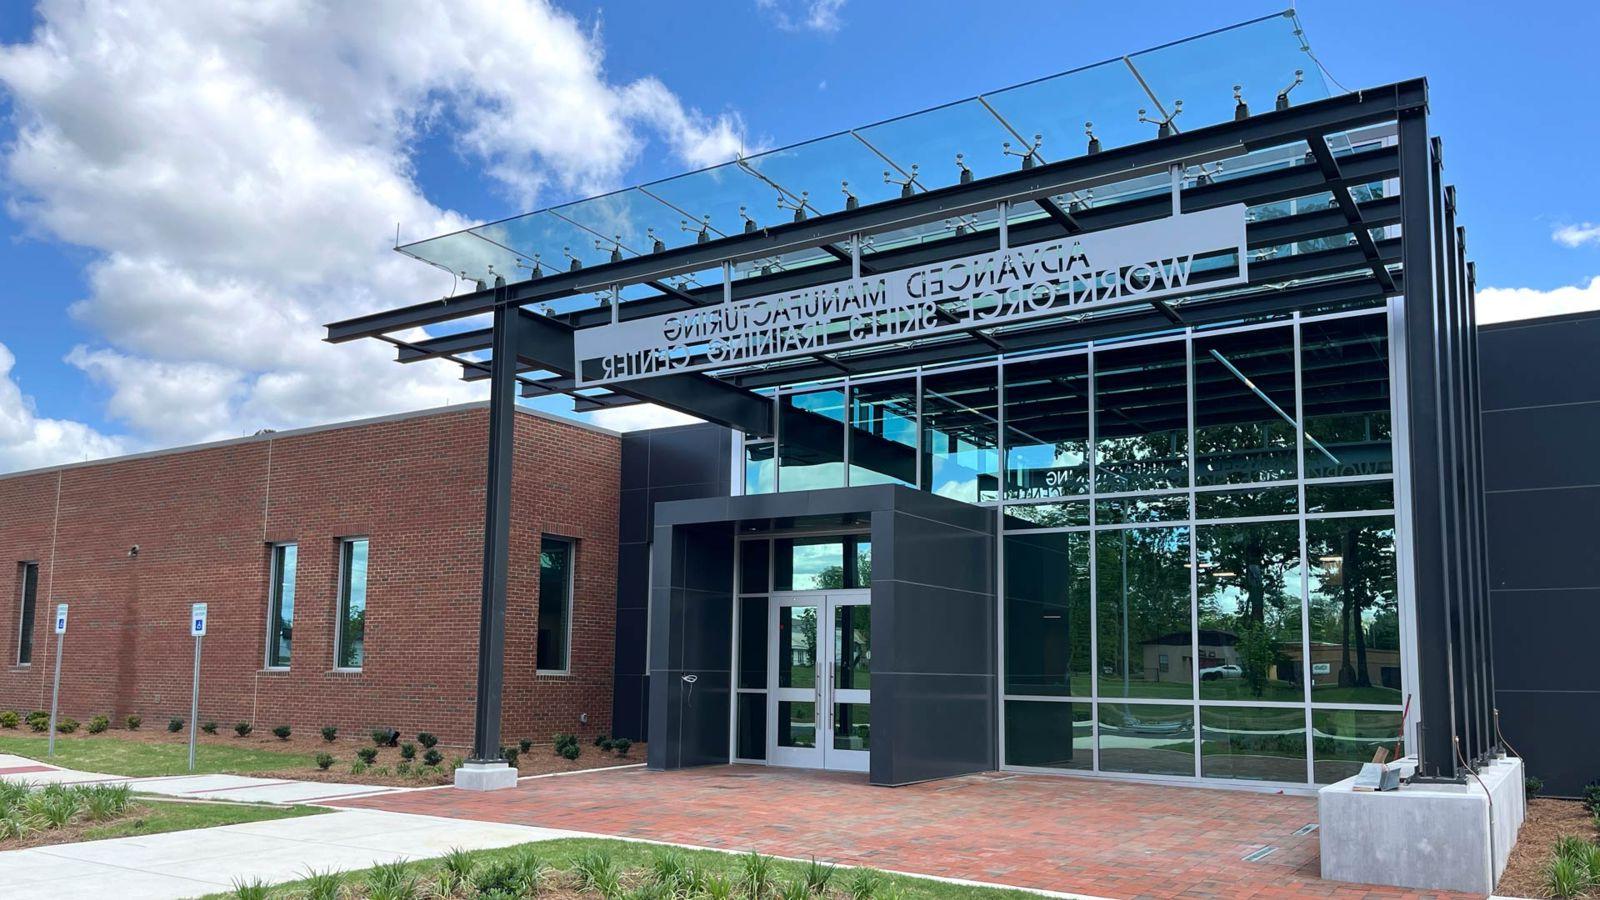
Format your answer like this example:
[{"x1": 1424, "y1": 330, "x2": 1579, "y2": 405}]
[
  {"x1": 1488, "y1": 589, "x2": 1600, "y2": 692},
  {"x1": 1482, "y1": 404, "x2": 1600, "y2": 493},
  {"x1": 1485, "y1": 486, "x2": 1600, "y2": 591},
  {"x1": 1480, "y1": 313, "x2": 1600, "y2": 411},
  {"x1": 1494, "y1": 687, "x2": 1600, "y2": 798},
  {"x1": 869, "y1": 507, "x2": 998, "y2": 786},
  {"x1": 646, "y1": 522, "x2": 735, "y2": 771},
  {"x1": 872, "y1": 581, "x2": 994, "y2": 678},
  {"x1": 868, "y1": 673, "x2": 997, "y2": 787}
]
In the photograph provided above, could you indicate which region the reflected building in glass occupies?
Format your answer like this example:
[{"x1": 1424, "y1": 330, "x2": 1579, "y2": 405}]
[{"x1": 742, "y1": 311, "x2": 1407, "y2": 785}]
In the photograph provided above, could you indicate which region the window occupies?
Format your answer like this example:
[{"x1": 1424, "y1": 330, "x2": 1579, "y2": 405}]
[
  {"x1": 778, "y1": 388, "x2": 846, "y2": 491},
  {"x1": 16, "y1": 563, "x2": 38, "y2": 665},
  {"x1": 265, "y1": 544, "x2": 297, "y2": 668},
  {"x1": 538, "y1": 536, "x2": 574, "y2": 673},
  {"x1": 921, "y1": 367, "x2": 999, "y2": 503},
  {"x1": 336, "y1": 538, "x2": 368, "y2": 669},
  {"x1": 848, "y1": 378, "x2": 917, "y2": 488}
]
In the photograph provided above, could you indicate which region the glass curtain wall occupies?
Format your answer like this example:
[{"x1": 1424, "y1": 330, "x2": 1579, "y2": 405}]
[{"x1": 746, "y1": 308, "x2": 1403, "y2": 785}]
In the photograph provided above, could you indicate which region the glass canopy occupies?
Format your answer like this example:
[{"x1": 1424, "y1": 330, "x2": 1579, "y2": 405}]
[{"x1": 399, "y1": 10, "x2": 1329, "y2": 286}]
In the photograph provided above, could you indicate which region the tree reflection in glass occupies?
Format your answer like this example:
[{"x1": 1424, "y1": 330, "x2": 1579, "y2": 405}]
[
  {"x1": 1095, "y1": 527, "x2": 1192, "y2": 700},
  {"x1": 1307, "y1": 516, "x2": 1401, "y2": 704},
  {"x1": 1196, "y1": 521, "x2": 1305, "y2": 701}
]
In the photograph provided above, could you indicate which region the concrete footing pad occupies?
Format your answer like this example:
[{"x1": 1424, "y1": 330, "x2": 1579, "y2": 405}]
[
  {"x1": 453, "y1": 761, "x2": 519, "y2": 791},
  {"x1": 1319, "y1": 754, "x2": 1525, "y2": 894}
]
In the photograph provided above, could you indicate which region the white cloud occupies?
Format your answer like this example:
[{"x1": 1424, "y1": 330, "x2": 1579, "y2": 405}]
[
  {"x1": 1553, "y1": 222, "x2": 1600, "y2": 248},
  {"x1": 0, "y1": 0, "x2": 747, "y2": 470},
  {"x1": 755, "y1": 0, "x2": 847, "y2": 34},
  {"x1": 1476, "y1": 275, "x2": 1600, "y2": 325},
  {"x1": 588, "y1": 403, "x2": 701, "y2": 432},
  {"x1": 0, "y1": 342, "x2": 126, "y2": 473}
]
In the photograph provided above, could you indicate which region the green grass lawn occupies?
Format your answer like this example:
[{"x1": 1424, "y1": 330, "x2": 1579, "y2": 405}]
[
  {"x1": 209, "y1": 837, "x2": 1050, "y2": 899},
  {"x1": 0, "y1": 733, "x2": 316, "y2": 777},
  {"x1": 83, "y1": 798, "x2": 325, "y2": 841}
]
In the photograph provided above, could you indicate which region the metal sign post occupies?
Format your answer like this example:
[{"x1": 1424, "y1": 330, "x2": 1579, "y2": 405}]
[
  {"x1": 187, "y1": 603, "x2": 207, "y2": 772},
  {"x1": 46, "y1": 603, "x2": 67, "y2": 757}
]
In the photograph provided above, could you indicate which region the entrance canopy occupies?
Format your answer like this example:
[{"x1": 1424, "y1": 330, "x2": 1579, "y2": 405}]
[{"x1": 326, "y1": 10, "x2": 1418, "y2": 433}]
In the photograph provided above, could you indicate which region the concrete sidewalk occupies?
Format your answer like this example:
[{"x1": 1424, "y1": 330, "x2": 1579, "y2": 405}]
[
  {"x1": 0, "y1": 753, "x2": 401, "y2": 804},
  {"x1": 0, "y1": 808, "x2": 582, "y2": 899}
]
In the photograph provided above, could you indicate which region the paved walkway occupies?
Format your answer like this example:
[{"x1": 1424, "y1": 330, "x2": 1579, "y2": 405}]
[
  {"x1": 0, "y1": 808, "x2": 581, "y2": 899},
  {"x1": 334, "y1": 765, "x2": 1479, "y2": 900},
  {"x1": 0, "y1": 754, "x2": 399, "y2": 804}
]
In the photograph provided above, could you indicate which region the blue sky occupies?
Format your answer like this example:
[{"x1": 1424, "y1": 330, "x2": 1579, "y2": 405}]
[{"x1": 0, "y1": 1, "x2": 1595, "y2": 472}]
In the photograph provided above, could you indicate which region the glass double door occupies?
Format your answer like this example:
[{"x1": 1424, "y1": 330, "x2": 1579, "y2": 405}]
[{"x1": 767, "y1": 590, "x2": 871, "y2": 772}]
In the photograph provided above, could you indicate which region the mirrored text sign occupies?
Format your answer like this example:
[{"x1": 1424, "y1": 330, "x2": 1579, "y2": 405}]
[{"x1": 573, "y1": 205, "x2": 1248, "y2": 386}]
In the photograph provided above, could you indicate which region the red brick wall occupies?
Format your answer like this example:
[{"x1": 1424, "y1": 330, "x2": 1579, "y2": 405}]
[{"x1": 0, "y1": 405, "x2": 619, "y2": 752}]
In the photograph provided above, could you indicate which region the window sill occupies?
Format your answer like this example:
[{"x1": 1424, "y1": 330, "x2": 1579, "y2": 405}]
[
  {"x1": 258, "y1": 667, "x2": 290, "y2": 674},
  {"x1": 536, "y1": 669, "x2": 571, "y2": 677},
  {"x1": 329, "y1": 668, "x2": 363, "y2": 675}
]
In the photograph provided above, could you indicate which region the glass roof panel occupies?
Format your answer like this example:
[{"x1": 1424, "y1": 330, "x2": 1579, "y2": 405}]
[{"x1": 400, "y1": 11, "x2": 1331, "y2": 284}]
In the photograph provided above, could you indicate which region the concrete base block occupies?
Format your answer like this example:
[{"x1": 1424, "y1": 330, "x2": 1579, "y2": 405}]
[
  {"x1": 1318, "y1": 754, "x2": 1525, "y2": 895},
  {"x1": 453, "y1": 761, "x2": 520, "y2": 791}
]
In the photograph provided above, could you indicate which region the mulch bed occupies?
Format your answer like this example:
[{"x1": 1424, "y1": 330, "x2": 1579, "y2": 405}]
[
  {"x1": 1497, "y1": 797, "x2": 1598, "y2": 898},
  {"x1": 0, "y1": 800, "x2": 157, "y2": 851},
  {"x1": 28, "y1": 727, "x2": 645, "y2": 788}
]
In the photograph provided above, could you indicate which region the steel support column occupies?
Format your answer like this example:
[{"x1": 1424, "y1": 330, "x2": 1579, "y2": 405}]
[
  {"x1": 1397, "y1": 97, "x2": 1459, "y2": 780},
  {"x1": 469, "y1": 298, "x2": 517, "y2": 764}
]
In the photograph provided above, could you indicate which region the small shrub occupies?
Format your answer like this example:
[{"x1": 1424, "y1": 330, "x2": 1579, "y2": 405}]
[
  {"x1": 371, "y1": 727, "x2": 399, "y2": 747},
  {"x1": 230, "y1": 877, "x2": 270, "y2": 900},
  {"x1": 1582, "y1": 780, "x2": 1600, "y2": 814},
  {"x1": 320, "y1": 725, "x2": 338, "y2": 742},
  {"x1": 234, "y1": 721, "x2": 253, "y2": 737},
  {"x1": 0, "y1": 710, "x2": 18, "y2": 728},
  {"x1": 423, "y1": 748, "x2": 443, "y2": 767},
  {"x1": 315, "y1": 752, "x2": 334, "y2": 770},
  {"x1": 846, "y1": 867, "x2": 885, "y2": 900},
  {"x1": 356, "y1": 746, "x2": 378, "y2": 764},
  {"x1": 350, "y1": 761, "x2": 367, "y2": 775},
  {"x1": 416, "y1": 731, "x2": 438, "y2": 749},
  {"x1": 83, "y1": 783, "x2": 131, "y2": 821},
  {"x1": 501, "y1": 745, "x2": 520, "y2": 766},
  {"x1": 612, "y1": 737, "x2": 632, "y2": 757},
  {"x1": 201, "y1": 721, "x2": 218, "y2": 735},
  {"x1": 87, "y1": 714, "x2": 109, "y2": 734},
  {"x1": 593, "y1": 733, "x2": 609, "y2": 747},
  {"x1": 272, "y1": 724, "x2": 291, "y2": 741},
  {"x1": 1526, "y1": 775, "x2": 1545, "y2": 801},
  {"x1": 366, "y1": 860, "x2": 417, "y2": 900},
  {"x1": 560, "y1": 742, "x2": 581, "y2": 761},
  {"x1": 439, "y1": 847, "x2": 476, "y2": 893},
  {"x1": 33, "y1": 790, "x2": 80, "y2": 828},
  {"x1": 741, "y1": 852, "x2": 774, "y2": 898},
  {"x1": 804, "y1": 857, "x2": 837, "y2": 893},
  {"x1": 573, "y1": 848, "x2": 619, "y2": 892},
  {"x1": 395, "y1": 761, "x2": 410, "y2": 776},
  {"x1": 167, "y1": 717, "x2": 184, "y2": 733},
  {"x1": 399, "y1": 742, "x2": 415, "y2": 761},
  {"x1": 552, "y1": 731, "x2": 579, "y2": 755},
  {"x1": 26, "y1": 711, "x2": 48, "y2": 732},
  {"x1": 474, "y1": 851, "x2": 545, "y2": 897},
  {"x1": 1547, "y1": 853, "x2": 1588, "y2": 899},
  {"x1": 56, "y1": 717, "x2": 79, "y2": 734},
  {"x1": 600, "y1": 737, "x2": 616, "y2": 752},
  {"x1": 371, "y1": 766, "x2": 390, "y2": 777},
  {"x1": 124, "y1": 714, "x2": 142, "y2": 730},
  {"x1": 518, "y1": 737, "x2": 532, "y2": 754},
  {"x1": 301, "y1": 868, "x2": 343, "y2": 900}
]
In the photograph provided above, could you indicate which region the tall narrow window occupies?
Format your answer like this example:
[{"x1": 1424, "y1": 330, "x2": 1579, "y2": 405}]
[
  {"x1": 265, "y1": 544, "x2": 297, "y2": 668},
  {"x1": 16, "y1": 563, "x2": 38, "y2": 665},
  {"x1": 336, "y1": 538, "x2": 368, "y2": 669},
  {"x1": 538, "y1": 536, "x2": 574, "y2": 673}
]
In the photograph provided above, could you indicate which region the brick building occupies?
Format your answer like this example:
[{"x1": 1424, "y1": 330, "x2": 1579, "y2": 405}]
[{"x1": 0, "y1": 403, "x2": 620, "y2": 749}]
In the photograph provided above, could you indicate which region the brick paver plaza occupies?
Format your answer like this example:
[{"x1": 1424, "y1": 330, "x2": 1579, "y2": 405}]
[{"x1": 335, "y1": 766, "x2": 1474, "y2": 899}]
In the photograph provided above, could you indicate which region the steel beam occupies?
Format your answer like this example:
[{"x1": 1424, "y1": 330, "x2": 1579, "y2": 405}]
[{"x1": 469, "y1": 299, "x2": 518, "y2": 764}]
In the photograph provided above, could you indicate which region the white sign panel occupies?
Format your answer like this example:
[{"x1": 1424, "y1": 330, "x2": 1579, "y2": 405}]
[
  {"x1": 54, "y1": 603, "x2": 68, "y2": 635},
  {"x1": 574, "y1": 205, "x2": 1249, "y2": 386},
  {"x1": 1312, "y1": 662, "x2": 1332, "y2": 676},
  {"x1": 190, "y1": 603, "x2": 208, "y2": 637}
]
